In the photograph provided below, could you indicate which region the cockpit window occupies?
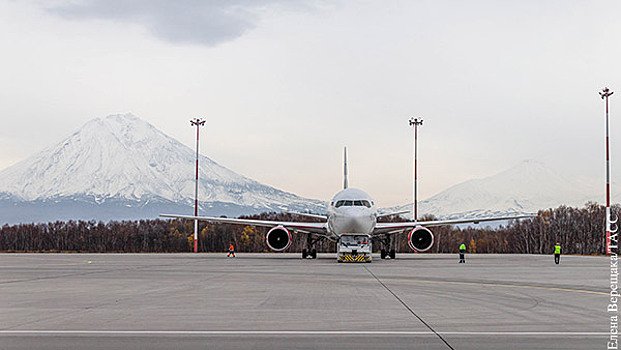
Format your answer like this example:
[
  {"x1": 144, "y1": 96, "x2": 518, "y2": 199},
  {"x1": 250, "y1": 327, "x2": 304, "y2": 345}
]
[{"x1": 335, "y1": 199, "x2": 371, "y2": 208}]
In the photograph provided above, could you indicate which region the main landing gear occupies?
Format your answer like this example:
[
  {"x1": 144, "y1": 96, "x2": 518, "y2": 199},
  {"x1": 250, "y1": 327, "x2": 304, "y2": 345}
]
[
  {"x1": 380, "y1": 248, "x2": 396, "y2": 259},
  {"x1": 302, "y1": 234, "x2": 320, "y2": 259},
  {"x1": 302, "y1": 248, "x2": 317, "y2": 259},
  {"x1": 377, "y1": 234, "x2": 396, "y2": 260}
]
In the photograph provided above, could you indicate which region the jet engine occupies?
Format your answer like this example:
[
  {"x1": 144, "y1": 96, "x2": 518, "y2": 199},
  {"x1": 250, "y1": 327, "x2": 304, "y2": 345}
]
[
  {"x1": 266, "y1": 226, "x2": 292, "y2": 251},
  {"x1": 408, "y1": 226, "x2": 434, "y2": 252}
]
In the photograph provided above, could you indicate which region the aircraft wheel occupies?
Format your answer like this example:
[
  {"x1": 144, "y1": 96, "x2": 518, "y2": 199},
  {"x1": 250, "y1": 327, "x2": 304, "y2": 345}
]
[
  {"x1": 311, "y1": 249, "x2": 317, "y2": 259},
  {"x1": 389, "y1": 249, "x2": 396, "y2": 259},
  {"x1": 380, "y1": 249, "x2": 386, "y2": 259},
  {"x1": 302, "y1": 249, "x2": 307, "y2": 259}
]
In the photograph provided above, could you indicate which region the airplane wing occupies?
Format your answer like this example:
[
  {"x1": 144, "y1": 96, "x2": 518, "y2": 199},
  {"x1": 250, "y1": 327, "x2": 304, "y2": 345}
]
[
  {"x1": 287, "y1": 212, "x2": 328, "y2": 220},
  {"x1": 377, "y1": 210, "x2": 410, "y2": 218},
  {"x1": 373, "y1": 214, "x2": 535, "y2": 235},
  {"x1": 160, "y1": 214, "x2": 329, "y2": 236}
]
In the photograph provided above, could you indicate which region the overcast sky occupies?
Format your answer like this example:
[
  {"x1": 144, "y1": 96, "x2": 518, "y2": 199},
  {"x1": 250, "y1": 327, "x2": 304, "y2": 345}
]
[{"x1": 1, "y1": 0, "x2": 620, "y2": 206}]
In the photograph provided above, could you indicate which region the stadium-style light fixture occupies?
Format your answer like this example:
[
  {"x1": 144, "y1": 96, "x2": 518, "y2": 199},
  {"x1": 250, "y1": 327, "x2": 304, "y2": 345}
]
[
  {"x1": 408, "y1": 117, "x2": 423, "y2": 221},
  {"x1": 600, "y1": 88, "x2": 616, "y2": 255},
  {"x1": 190, "y1": 118, "x2": 206, "y2": 253}
]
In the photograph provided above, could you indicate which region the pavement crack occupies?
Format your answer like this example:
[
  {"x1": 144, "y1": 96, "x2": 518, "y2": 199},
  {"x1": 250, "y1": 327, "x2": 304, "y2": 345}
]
[{"x1": 363, "y1": 266, "x2": 455, "y2": 350}]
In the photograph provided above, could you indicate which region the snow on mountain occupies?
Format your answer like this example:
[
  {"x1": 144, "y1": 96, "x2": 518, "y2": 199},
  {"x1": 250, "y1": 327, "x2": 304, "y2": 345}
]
[
  {"x1": 1, "y1": 114, "x2": 609, "y2": 225},
  {"x1": 388, "y1": 160, "x2": 602, "y2": 220},
  {"x1": 0, "y1": 114, "x2": 325, "y2": 224}
]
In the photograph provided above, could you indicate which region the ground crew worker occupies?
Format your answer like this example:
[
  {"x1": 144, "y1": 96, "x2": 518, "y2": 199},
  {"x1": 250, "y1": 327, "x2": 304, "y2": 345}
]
[
  {"x1": 227, "y1": 243, "x2": 235, "y2": 258},
  {"x1": 554, "y1": 242, "x2": 561, "y2": 264},
  {"x1": 459, "y1": 243, "x2": 466, "y2": 263}
]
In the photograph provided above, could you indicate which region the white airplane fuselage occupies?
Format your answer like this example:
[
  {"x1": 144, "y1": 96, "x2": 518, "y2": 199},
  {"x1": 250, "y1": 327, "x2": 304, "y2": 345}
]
[{"x1": 326, "y1": 188, "x2": 377, "y2": 237}]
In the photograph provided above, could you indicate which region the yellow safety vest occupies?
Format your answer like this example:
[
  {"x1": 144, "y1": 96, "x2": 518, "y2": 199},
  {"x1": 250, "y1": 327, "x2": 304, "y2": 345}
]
[{"x1": 554, "y1": 245, "x2": 561, "y2": 254}]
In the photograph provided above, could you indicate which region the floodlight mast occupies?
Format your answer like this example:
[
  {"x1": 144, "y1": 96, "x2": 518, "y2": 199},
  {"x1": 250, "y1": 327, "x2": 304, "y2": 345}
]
[
  {"x1": 409, "y1": 117, "x2": 423, "y2": 221},
  {"x1": 190, "y1": 118, "x2": 206, "y2": 253},
  {"x1": 600, "y1": 88, "x2": 616, "y2": 255}
]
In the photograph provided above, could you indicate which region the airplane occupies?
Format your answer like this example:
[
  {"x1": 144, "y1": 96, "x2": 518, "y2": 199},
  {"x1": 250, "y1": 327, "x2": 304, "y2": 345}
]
[{"x1": 161, "y1": 147, "x2": 533, "y2": 262}]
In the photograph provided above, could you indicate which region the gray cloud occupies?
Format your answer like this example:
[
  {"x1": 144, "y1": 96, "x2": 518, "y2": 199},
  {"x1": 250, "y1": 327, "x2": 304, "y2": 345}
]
[{"x1": 45, "y1": 0, "x2": 309, "y2": 46}]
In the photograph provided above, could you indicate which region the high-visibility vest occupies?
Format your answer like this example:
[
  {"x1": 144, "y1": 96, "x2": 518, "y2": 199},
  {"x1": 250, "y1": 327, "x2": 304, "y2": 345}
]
[
  {"x1": 554, "y1": 245, "x2": 561, "y2": 254},
  {"x1": 459, "y1": 244, "x2": 466, "y2": 251},
  {"x1": 229, "y1": 245, "x2": 234, "y2": 251}
]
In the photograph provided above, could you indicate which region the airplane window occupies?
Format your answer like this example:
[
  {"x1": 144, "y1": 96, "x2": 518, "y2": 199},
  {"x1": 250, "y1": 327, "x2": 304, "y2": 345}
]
[
  {"x1": 335, "y1": 200, "x2": 344, "y2": 208},
  {"x1": 361, "y1": 200, "x2": 371, "y2": 208},
  {"x1": 354, "y1": 200, "x2": 363, "y2": 206},
  {"x1": 344, "y1": 200, "x2": 353, "y2": 206}
]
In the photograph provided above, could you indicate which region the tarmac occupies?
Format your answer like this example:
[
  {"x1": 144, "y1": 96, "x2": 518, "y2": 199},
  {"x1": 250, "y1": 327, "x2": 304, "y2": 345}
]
[{"x1": 0, "y1": 253, "x2": 610, "y2": 349}]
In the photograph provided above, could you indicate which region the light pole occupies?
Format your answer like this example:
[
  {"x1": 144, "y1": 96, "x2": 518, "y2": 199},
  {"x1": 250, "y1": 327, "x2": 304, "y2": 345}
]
[
  {"x1": 409, "y1": 117, "x2": 423, "y2": 221},
  {"x1": 190, "y1": 118, "x2": 206, "y2": 253},
  {"x1": 600, "y1": 88, "x2": 616, "y2": 255}
]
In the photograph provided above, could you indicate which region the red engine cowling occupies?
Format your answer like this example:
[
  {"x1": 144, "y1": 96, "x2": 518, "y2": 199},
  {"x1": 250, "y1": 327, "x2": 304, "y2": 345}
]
[
  {"x1": 408, "y1": 226, "x2": 434, "y2": 252},
  {"x1": 266, "y1": 226, "x2": 292, "y2": 252}
]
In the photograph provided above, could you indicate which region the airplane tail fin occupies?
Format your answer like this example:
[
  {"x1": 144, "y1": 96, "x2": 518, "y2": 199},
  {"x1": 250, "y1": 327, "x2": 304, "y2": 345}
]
[{"x1": 343, "y1": 146, "x2": 348, "y2": 189}]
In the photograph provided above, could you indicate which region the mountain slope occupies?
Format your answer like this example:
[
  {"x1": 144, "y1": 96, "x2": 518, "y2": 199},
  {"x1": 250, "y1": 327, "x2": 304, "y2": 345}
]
[
  {"x1": 389, "y1": 160, "x2": 602, "y2": 220},
  {"x1": 0, "y1": 114, "x2": 325, "y2": 224}
]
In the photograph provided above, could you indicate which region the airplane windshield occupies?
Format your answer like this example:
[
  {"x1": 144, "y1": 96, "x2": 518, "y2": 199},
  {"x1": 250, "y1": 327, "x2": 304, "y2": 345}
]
[{"x1": 335, "y1": 200, "x2": 372, "y2": 208}]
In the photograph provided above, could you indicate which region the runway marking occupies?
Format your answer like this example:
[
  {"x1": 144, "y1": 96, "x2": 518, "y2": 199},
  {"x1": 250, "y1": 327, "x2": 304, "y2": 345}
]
[
  {"x1": 395, "y1": 278, "x2": 608, "y2": 296},
  {"x1": 364, "y1": 266, "x2": 455, "y2": 350},
  {"x1": 0, "y1": 262, "x2": 93, "y2": 268},
  {"x1": 0, "y1": 330, "x2": 607, "y2": 336}
]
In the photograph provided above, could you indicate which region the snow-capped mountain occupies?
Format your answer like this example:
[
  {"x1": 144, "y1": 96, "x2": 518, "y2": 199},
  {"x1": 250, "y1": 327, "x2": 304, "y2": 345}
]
[
  {"x1": 387, "y1": 160, "x2": 604, "y2": 220},
  {"x1": 0, "y1": 114, "x2": 609, "y2": 225},
  {"x1": 0, "y1": 114, "x2": 326, "y2": 224}
]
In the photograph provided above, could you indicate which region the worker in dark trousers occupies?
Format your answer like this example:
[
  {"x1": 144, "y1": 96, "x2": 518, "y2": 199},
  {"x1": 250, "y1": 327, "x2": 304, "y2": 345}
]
[
  {"x1": 554, "y1": 242, "x2": 561, "y2": 264},
  {"x1": 459, "y1": 243, "x2": 466, "y2": 263},
  {"x1": 227, "y1": 243, "x2": 235, "y2": 258}
]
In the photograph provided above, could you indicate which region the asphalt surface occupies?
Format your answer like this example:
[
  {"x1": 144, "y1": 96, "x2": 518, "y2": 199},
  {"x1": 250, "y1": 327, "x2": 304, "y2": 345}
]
[{"x1": 0, "y1": 253, "x2": 609, "y2": 349}]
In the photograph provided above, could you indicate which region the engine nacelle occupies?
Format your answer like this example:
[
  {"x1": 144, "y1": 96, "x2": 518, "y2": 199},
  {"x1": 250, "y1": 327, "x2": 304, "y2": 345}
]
[
  {"x1": 408, "y1": 226, "x2": 434, "y2": 252},
  {"x1": 266, "y1": 226, "x2": 292, "y2": 252}
]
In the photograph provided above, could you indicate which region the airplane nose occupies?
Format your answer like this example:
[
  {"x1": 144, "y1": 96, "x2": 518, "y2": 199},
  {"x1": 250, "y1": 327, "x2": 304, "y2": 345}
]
[{"x1": 340, "y1": 211, "x2": 373, "y2": 233}]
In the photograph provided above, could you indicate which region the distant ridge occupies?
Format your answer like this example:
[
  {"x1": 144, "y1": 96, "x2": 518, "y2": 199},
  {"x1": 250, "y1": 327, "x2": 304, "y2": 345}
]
[
  {"x1": 0, "y1": 114, "x2": 326, "y2": 224},
  {"x1": 387, "y1": 160, "x2": 606, "y2": 220}
]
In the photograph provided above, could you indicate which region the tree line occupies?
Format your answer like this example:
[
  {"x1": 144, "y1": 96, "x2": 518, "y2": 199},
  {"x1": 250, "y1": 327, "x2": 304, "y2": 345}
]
[{"x1": 0, "y1": 202, "x2": 617, "y2": 254}]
